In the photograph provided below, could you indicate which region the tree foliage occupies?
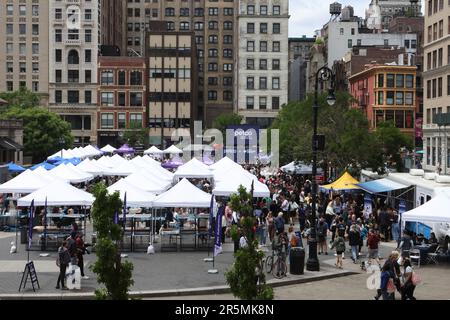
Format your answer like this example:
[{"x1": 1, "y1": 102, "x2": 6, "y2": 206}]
[
  {"x1": 212, "y1": 112, "x2": 243, "y2": 134},
  {"x1": 0, "y1": 87, "x2": 40, "y2": 110},
  {"x1": 271, "y1": 91, "x2": 412, "y2": 175},
  {"x1": 90, "y1": 183, "x2": 134, "y2": 300},
  {"x1": 122, "y1": 123, "x2": 148, "y2": 148},
  {"x1": 1, "y1": 106, "x2": 73, "y2": 163},
  {"x1": 225, "y1": 186, "x2": 273, "y2": 300}
]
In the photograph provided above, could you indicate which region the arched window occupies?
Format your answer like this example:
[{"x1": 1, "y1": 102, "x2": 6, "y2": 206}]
[{"x1": 68, "y1": 49, "x2": 79, "y2": 64}]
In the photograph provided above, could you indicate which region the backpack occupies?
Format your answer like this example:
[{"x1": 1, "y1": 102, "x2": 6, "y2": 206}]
[{"x1": 275, "y1": 217, "x2": 284, "y2": 232}]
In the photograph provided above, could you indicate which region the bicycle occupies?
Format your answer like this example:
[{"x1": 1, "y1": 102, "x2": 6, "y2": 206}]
[
  {"x1": 265, "y1": 248, "x2": 275, "y2": 274},
  {"x1": 272, "y1": 248, "x2": 287, "y2": 279}
]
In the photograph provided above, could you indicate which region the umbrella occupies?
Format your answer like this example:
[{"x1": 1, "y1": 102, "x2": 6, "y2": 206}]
[
  {"x1": 8, "y1": 162, "x2": 26, "y2": 173},
  {"x1": 115, "y1": 144, "x2": 135, "y2": 154}
]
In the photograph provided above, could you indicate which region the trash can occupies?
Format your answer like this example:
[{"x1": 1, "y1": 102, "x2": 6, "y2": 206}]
[
  {"x1": 20, "y1": 227, "x2": 27, "y2": 244},
  {"x1": 289, "y1": 247, "x2": 305, "y2": 275}
]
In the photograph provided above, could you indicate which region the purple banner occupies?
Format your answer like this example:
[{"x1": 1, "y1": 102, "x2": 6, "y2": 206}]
[{"x1": 214, "y1": 206, "x2": 225, "y2": 257}]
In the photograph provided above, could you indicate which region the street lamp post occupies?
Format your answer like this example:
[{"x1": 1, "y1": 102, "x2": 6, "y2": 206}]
[{"x1": 306, "y1": 66, "x2": 335, "y2": 272}]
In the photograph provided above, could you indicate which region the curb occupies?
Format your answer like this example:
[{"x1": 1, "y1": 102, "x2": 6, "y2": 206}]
[{"x1": 0, "y1": 270, "x2": 357, "y2": 300}]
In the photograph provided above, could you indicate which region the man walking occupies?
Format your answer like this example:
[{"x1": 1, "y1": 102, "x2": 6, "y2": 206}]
[{"x1": 56, "y1": 241, "x2": 71, "y2": 289}]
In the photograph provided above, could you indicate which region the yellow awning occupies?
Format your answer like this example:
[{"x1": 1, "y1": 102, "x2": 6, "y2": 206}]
[{"x1": 320, "y1": 172, "x2": 361, "y2": 190}]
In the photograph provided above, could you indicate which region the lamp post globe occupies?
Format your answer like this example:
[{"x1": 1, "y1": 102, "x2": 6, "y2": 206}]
[{"x1": 307, "y1": 66, "x2": 335, "y2": 272}]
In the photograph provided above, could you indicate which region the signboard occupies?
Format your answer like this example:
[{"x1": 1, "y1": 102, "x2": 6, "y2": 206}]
[
  {"x1": 225, "y1": 125, "x2": 260, "y2": 164},
  {"x1": 19, "y1": 261, "x2": 40, "y2": 292},
  {"x1": 363, "y1": 194, "x2": 372, "y2": 220}
]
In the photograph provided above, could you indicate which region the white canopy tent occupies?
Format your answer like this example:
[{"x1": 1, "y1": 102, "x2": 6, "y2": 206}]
[
  {"x1": 0, "y1": 169, "x2": 55, "y2": 194},
  {"x1": 209, "y1": 156, "x2": 242, "y2": 171},
  {"x1": 214, "y1": 165, "x2": 255, "y2": 182},
  {"x1": 129, "y1": 157, "x2": 173, "y2": 182},
  {"x1": 47, "y1": 149, "x2": 76, "y2": 160},
  {"x1": 33, "y1": 166, "x2": 69, "y2": 183},
  {"x1": 173, "y1": 158, "x2": 214, "y2": 180},
  {"x1": 213, "y1": 172, "x2": 270, "y2": 197},
  {"x1": 95, "y1": 156, "x2": 116, "y2": 168},
  {"x1": 402, "y1": 193, "x2": 450, "y2": 224},
  {"x1": 107, "y1": 179, "x2": 156, "y2": 207},
  {"x1": 124, "y1": 171, "x2": 172, "y2": 194},
  {"x1": 152, "y1": 178, "x2": 212, "y2": 208},
  {"x1": 100, "y1": 144, "x2": 116, "y2": 153},
  {"x1": 49, "y1": 163, "x2": 94, "y2": 183},
  {"x1": 82, "y1": 145, "x2": 103, "y2": 157},
  {"x1": 140, "y1": 156, "x2": 174, "y2": 180},
  {"x1": 164, "y1": 145, "x2": 183, "y2": 154},
  {"x1": 17, "y1": 180, "x2": 94, "y2": 206},
  {"x1": 103, "y1": 160, "x2": 141, "y2": 176},
  {"x1": 144, "y1": 146, "x2": 163, "y2": 155},
  {"x1": 111, "y1": 154, "x2": 128, "y2": 165},
  {"x1": 280, "y1": 161, "x2": 321, "y2": 174},
  {"x1": 76, "y1": 159, "x2": 107, "y2": 176}
]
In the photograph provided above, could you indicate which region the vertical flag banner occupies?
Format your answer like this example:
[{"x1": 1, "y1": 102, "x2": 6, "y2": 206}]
[
  {"x1": 214, "y1": 206, "x2": 225, "y2": 257},
  {"x1": 123, "y1": 192, "x2": 127, "y2": 229},
  {"x1": 208, "y1": 194, "x2": 215, "y2": 237},
  {"x1": 114, "y1": 211, "x2": 119, "y2": 225},
  {"x1": 28, "y1": 199, "x2": 35, "y2": 250},
  {"x1": 43, "y1": 197, "x2": 48, "y2": 248},
  {"x1": 363, "y1": 194, "x2": 372, "y2": 220},
  {"x1": 398, "y1": 200, "x2": 406, "y2": 234}
]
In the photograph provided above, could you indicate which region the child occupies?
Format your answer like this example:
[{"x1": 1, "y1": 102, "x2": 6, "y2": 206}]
[{"x1": 330, "y1": 235, "x2": 346, "y2": 269}]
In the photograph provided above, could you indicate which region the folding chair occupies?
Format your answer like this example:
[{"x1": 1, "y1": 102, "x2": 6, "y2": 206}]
[
  {"x1": 426, "y1": 246, "x2": 441, "y2": 265},
  {"x1": 410, "y1": 249, "x2": 421, "y2": 268}
]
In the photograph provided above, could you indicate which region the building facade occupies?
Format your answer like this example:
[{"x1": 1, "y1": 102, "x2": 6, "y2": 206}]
[
  {"x1": 147, "y1": 31, "x2": 197, "y2": 147},
  {"x1": 288, "y1": 36, "x2": 315, "y2": 102},
  {"x1": 349, "y1": 65, "x2": 417, "y2": 136},
  {"x1": 422, "y1": 0, "x2": 450, "y2": 174},
  {"x1": 125, "y1": 0, "x2": 237, "y2": 127},
  {"x1": 97, "y1": 57, "x2": 147, "y2": 147},
  {"x1": 100, "y1": 0, "x2": 127, "y2": 54},
  {"x1": 0, "y1": 119, "x2": 23, "y2": 165},
  {"x1": 235, "y1": 0, "x2": 289, "y2": 128},
  {"x1": 367, "y1": 0, "x2": 422, "y2": 30},
  {"x1": 0, "y1": 0, "x2": 49, "y2": 104},
  {"x1": 48, "y1": 0, "x2": 99, "y2": 147}
]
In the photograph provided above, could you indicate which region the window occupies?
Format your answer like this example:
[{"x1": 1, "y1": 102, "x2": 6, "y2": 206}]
[
  {"x1": 194, "y1": 22, "x2": 204, "y2": 31},
  {"x1": 101, "y1": 71, "x2": 114, "y2": 85},
  {"x1": 224, "y1": 8, "x2": 233, "y2": 16},
  {"x1": 194, "y1": 8, "x2": 204, "y2": 17},
  {"x1": 247, "y1": 41, "x2": 255, "y2": 52},
  {"x1": 209, "y1": 8, "x2": 218, "y2": 16},
  {"x1": 19, "y1": 24, "x2": 26, "y2": 35},
  {"x1": 438, "y1": 48, "x2": 443, "y2": 67},
  {"x1": 165, "y1": 8, "x2": 175, "y2": 16},
  {"x1": 68, "y1": 30, "x2": 79, "y2": 40},
  {"x1": 68, "y1": 50, "x2": 79, "y2": 64},
  {"x1": 259, "y1": 77, "x2": 267, "y2": 89},
  {"x1": 348, "y1": 39, "x2": 352, "y2": 48},
  {"x1": 272, "y1": 97, "x2": 280, "y2": 109},
  {"x1": 351, "y1": 28, "x2": 355, "y2": 35},
  {"x1": 180, "y1": 22, "x2": 190, "y2": 30},
  {"x1": 273, "y1": 42, "x2": 280, "y2": 52},
  {"x1": 118, "y1": 71, "x2": 126, "y2": 85},
  {"x1": 272, "y1": 77, "x2": 280, "y2": 89},
  {"x1": 247, "y1": 77, "x2": 254, "y2": 89},
  {"x1": 260, "y1": 59, "x2": 267, "y2": 70},
  {"x1": 378, "y1": 74, "x2": 384, "y2": 87},
  {"x1": 208, "y1": 77, "x2": 218, "y2": 85},
  {"x1": 273, "y1": 59, "x2": 280, "y2": 70},
  {"x1": 85, "y1": 91, "x2": 92, "y2": 104},
  {"x1": 85, "y1": 9, "x2": 92, "y2": 20},
  {"x1": 260, "y1": 5, "x2": 268, "y2": 15},
  {"x1": 85, "y1": 30, "x2": 92, "y2": 43},
  {"x1": 19, "y1": 44, "x2": 26, "y2": 55},
  {"x1": 427, "y1": 80, "x2": 432, "y2": 98},
  {"x1": 118, "y1": 113, "x2": 126, "y2": 129},
  {"x1": 6, "y1": 43, "x2": 13, "y2": 54},
  {"x1": 180, "y1": 8, "x2": 189, "y2": 16},
  {"x1": 223, "y1": 49, "x2": 232, "y2": 58},
  {"x1": 118, "y1": 93, "x2": 126, "y2": 107},
  {"x1": 438, "y1": 77, "x2": 443, "y2": 97},
  {"x1": 396, "y1": 92, "x2": 404, "y2": 105},
  {"x1": 260, "y1": 41, "x2": 267, "y2": 52},
  {"x1": 439, "y1": 20, "x2": 443, "y2": 38},
  {"x1": 68, "y1": 91, "x2": 79, "y2": 104},
  {"x1": 273, "y1": 6, "x2": 281, "y2": 15},
  {"x1": 223, "y1": 35, "x2": 232, "y2": 44},
  {"x1": 223, "y1": 77, "x2": 232, "y2": 86},
  {"x1": 85, "y1": 50, "x2": 91, "y2": 63},
  {"x1": 68, "y1": 70, "x2": 79, "y2": 83},
  {"x1": 32, "y1": 43, "x2": 39, "y2": 54},
  {"x1": 386, "y1": 74, "x2": 395, "y2": 87},
  {"x1": 208, "y1": 91, "x2": 217, "y2": 101},
  {"x1": 247, "y1": 23, "x2": 255, "y2": 33},
  {"x1": 223, "y1": 21, "x2": 233, "y2": 30},
  {"x1": 130, "y1": 93, "x2": 143, "y2": 106},
  {"x1": 384, "y1": 39, "x2": 389, "y2": 46},
  {"x1": 55, "y1": 49, "x2": 62, "y2": 62},
  {"x1": 130, "y1": 114, "x2": 142, "y2": 127},
  {"x1": 386, "y1": 91, "x2": 394, "y2": 105},
  {"x1": 6, "y1": 62, "x2": 13, "y2": 73},
  {"x1": 378, "y1": 91, "x2": 384, "y2": 105},
  {"x1": 6, "y1": 24, "x2": 13, "y2": 35},
  {"x1": 405, "y1": 92, "x2": 413, "y2": 105},
  {"x1": 247, "y1": 5, "x2": 255, "y2": 15},
  {"x1": 130, "y1": 71, "x2": 142, "y2": 85},
  {"x1": 259, "y1": 97, "x2": 267, "y2": 109},
  {"x1": 223, "y1": 64, "x2": 233, "y2": 71},
  {"x1": 85, "y1": 70, "x2": 91, "y2": 83},
  {"x1": 101, "y1": 93, "x2": 114, "y2": 106},
  {"x1": 340, "y1": 28, "x2": 344, "y2": 35},
  {"x1": 260, "y1": 23, "x2": 268, "y2": 34},
  {"x1": 32, "y1": 63, "x2": 39, "y2": 73},
  {"x1": 32, "y1": 24, "x2": 39, "y2": 35},
  {"x1": 208, "y1": 63, "x2": 218, "y2": 71},
  {"x1": 405, "y1": 74, "x2": 414, "y2": 88},
  {"x1": 273, "y1": 23, "x2": 280, "y2": 34},
  {"x1": 19, "y1": 5, "x2": 26, "y2": 16},
  {"x1": 396, "y1": 74, "x2": 404, "y2": 88},
  {"x1": 101, "y1": 114, "x2": 114, "y2": 129},
  {"x1": 55, "y1": 90, "x2": 62, "y2": 103},
  {"x1": 246, "y1": 97, "x2": 254, "y2": 109},
  {"x1": 433, "y1": 78, "x2": 437, "y2": 98},
  {"x1": 6, "y1": 5, "x2": 13, "y2": 15},
  {"x1": 208, "y1": 35, "x2": 218, "y2": 44}
]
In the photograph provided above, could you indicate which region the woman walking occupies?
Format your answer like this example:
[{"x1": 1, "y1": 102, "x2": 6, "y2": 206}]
[
  {"x1": 266, "y1": 211, "x2": 275, "y2": 242},
  {"x1": 330, "y1": 234, "x2": 346, "y2": 269},
  {"x1": 401, "y1": 258, "x2": 417, "y2": 300},
  {"x1": 348, "y1": 224, "x2": 361, "y2": 263}
]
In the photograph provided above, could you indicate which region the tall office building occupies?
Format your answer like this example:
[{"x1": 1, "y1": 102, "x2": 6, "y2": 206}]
[
  {"x1": 48, "y1": 0, "x2": 99, "y2": 147},
  {"x1": 100, "y1": 0, "x2": 127, "y2": 54},
  {"x1": 125, "y1": 0, "x2": 237, "y2": 127},
  {"x1": 0, "y1": 0, "x2": 49, "y2": 105},
  {"x1": 422, "y1": 0, "x2": 450, "y2": 174},
  {"x1": 235, "y1": 0, "x2": 289, "y2": 128}
]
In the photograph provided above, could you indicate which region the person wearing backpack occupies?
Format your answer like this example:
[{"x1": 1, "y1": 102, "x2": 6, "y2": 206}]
[
  {"x1": 316, "y1": 217, "x2": 328, "y2": 255},
  {"x1": 274, "y1": 212, "x2": 285, "y2": 234},
  {"x1": 56, "y1": 241, "x2": 71, "y2": 289},
  {"x1": 330, "y1": 235, "x2": 346, "y2": 269},
  {"x1": 348, "y1": 224, "x2": 361, "y2": 263}
]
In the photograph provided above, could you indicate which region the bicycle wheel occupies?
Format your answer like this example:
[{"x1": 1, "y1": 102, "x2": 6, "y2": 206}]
[
  {"x1": 273, "y1": 258, "x2": 287, "y2": 279},
  {"x1": 265, "y1": 255, "x2": 274, "y2": 274}
]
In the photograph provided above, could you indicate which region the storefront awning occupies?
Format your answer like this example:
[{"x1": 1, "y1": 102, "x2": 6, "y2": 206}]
[
  {"x1": 0, "y1": 137, "x2": 22, "y2": 150},
  {"x1": 356, "y1": 178, "x2": 410, "y2": 194}
]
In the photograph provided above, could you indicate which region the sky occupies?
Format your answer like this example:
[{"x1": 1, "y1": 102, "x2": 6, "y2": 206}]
[{"x1": 288, "y1": 0, "x2": 425, "y2": 37}]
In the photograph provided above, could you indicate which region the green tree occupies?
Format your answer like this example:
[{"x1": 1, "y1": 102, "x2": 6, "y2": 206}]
[
  {"x1": 122, "y1": 123, "x2": 148, "y2": 148},
  {"x1": 90, "y1": 183, "x2": 134, "y2": 300},
  {"x1": 1, "y1": 107, "x2": 73, "y2": 162},
  {"x1": 225, "y1": 186, "x2": 273, "y2": 300},
  {"x1": 212, "y1": 112, "x2": 243, "y2": 134},
  {"x1": 0, "y1": 87, "x2": 40, "y2": 110},
  {"x1": 373, "y1": 121, "x2": 413, "y2": 172}
]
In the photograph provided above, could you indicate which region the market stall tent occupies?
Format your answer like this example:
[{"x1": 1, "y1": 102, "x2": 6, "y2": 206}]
[
  {"x1": 0, "y1": 169, "x2": 55, "y2": 194},
  {"x1": 320, "y1": 172, "x2": 361, "y2": 191},
  {"x1": 107, "y1": 179, "x2": 156, "y2": 207},
  {"x1": 124, "y1": 171, "x2": 172, "y2": 194},
  {"x1": 152, "y1": 178, "x2": 212, "y2": 208},
  {"x1": 402, "y1": 193, "x2": 450, "y2": 224},
  {"x1": 173, "y1": 158, "x2": 214, "y2": 180},
  {"x1": 49, "y1": 163, "x2": 94, "y2": 183},
  {"x1": 17, "y1": 180, "x2": 94, "y2": 206},
  {"x1": 209, "y1": 156, "x2": 241, "y2": 171},
  {"x1": 144, "y1": 146, "x2": 163, "y2": 155},
  {"x1": 213, "y1": 171, "x2": 270, "y2": 197},
  {"x1": 164, "y1": 145, "x2": 183, "y2": 154},
  {"x1": 100, "y1": 144, "x2": 116, "y2": 153}
]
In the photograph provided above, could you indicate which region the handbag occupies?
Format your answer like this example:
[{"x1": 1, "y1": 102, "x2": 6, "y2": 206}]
[{"x1": 411, "y1": 272, "x2": 421, "y2": 286}]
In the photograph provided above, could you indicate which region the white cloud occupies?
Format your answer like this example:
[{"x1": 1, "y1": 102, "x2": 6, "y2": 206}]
[{"x1": 288, "y1": 0, "x2": 371, "y2": 37}]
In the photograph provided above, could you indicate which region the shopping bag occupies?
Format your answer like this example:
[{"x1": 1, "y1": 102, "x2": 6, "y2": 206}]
[{"x1": 411, "y1": 272, "x2": 422, "y2": 286}]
